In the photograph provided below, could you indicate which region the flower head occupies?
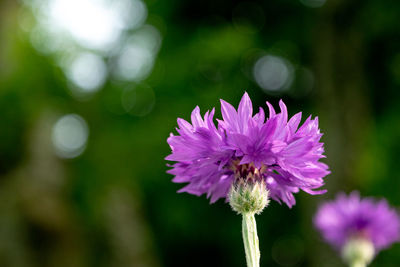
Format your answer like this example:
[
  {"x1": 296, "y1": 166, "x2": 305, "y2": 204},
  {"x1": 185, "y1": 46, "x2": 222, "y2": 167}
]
[
  {"x1": 314, "y1": 191, "x2": 400, "y2": 253},
  {"x1": 166, "y1": 92, "x2": 330, "y2": 207}
]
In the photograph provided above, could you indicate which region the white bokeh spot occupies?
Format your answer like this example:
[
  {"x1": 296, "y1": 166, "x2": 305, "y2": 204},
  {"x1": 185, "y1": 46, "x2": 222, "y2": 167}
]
[
  {"x1": 52, "y1": 114, "x2": 89, "y2": 158},
  {"x1": 253, "y1": 55, "x2": 294, "y2": 92}
]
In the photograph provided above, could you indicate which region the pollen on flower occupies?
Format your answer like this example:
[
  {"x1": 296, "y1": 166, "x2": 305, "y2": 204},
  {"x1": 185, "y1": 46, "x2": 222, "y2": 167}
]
[{"x1": 230, "y1": 160, "x2": 266, "y2": 180}]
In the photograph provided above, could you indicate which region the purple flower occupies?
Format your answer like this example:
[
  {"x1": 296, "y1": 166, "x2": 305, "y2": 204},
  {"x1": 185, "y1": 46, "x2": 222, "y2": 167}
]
[
  {"x1": 314, "y1": 191, "x2": 400, "y2": 252},
  {"x1": 166, "y1": 92, "x2": 330, "y2": 207}
]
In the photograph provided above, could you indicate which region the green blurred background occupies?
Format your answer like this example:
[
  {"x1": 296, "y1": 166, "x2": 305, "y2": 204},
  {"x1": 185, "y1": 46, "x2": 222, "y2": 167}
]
[{"x1": 1, "y1": 0, "x2": 400, "y2": 266}]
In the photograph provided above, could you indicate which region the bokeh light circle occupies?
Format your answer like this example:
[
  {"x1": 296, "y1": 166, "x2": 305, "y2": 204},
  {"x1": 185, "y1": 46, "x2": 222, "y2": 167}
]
[
  {"x1": 67, "y1": 52, "x2": 108, "y2": 94},
  {"x1": 51, "y1": 114, "x2": 89, "y2": 158},
  {"x1": 253, "y1": 55, "x2": 294, "y2": 92}
]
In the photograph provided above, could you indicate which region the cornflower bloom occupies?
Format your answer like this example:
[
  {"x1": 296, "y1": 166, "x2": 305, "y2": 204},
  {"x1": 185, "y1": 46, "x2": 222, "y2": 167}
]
[
  {"x1": 314, "y1": 192, "x2": 400, "y2": 267},
  {"x1": 166, "y1": 92, "x2": 330, "y2": 267}
]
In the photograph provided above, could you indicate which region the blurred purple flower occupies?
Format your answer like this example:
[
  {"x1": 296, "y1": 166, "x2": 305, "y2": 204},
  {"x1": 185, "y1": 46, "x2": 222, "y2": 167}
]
[
  {"x1": 314, "y1": 191, "x2": 400, "y2": 252},
  {"x1": 166, "y1": 92, "x2": 330, "y2": 207}
]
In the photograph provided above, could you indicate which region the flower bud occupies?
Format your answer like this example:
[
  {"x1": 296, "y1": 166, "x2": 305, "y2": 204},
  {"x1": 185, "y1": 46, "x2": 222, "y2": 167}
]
[
  {"x1": 342, "y1": 237, "x2": 374, "y2": 267},
  {"x1": 228, "y1": 178, "x2": 270, "y2": 215}
]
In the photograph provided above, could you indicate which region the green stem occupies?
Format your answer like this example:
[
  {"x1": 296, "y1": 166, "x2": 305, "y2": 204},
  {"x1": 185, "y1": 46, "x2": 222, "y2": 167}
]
[{"x1": 242, "y1": 213, "x2": 260, "y2": 267}]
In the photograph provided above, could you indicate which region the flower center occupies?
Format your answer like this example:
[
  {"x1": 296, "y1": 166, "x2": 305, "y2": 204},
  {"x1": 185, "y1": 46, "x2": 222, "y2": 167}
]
[{"x1": 230, "y1": 160, "x2": 267, "y2": 181}]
